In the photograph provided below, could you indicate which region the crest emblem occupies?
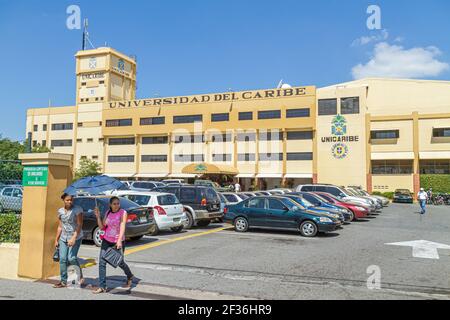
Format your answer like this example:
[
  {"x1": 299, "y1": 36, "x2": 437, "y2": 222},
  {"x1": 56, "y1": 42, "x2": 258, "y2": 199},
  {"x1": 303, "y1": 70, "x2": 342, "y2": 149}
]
[
  {"x1": 88, "y1": 57, "x2": 97, "y2": 69},
  {"x1": 331, "y1": 143, "x2": 349, "y2": 159},
  {"x1": 331, "y1": 114, "x2": 347, "y2": 136},
  {"x1": 118, "y1": 59, "x2": 125, "y2": 71},
  {"x1": 194, "y1": 164, "x2": 207, "y2": 172}
]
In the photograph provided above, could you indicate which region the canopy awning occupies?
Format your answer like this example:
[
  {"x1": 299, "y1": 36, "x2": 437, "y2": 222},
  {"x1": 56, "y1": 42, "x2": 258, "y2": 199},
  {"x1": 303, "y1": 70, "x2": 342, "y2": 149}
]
[
  {"x1": 168, "y1": 173, "x2": 198, "y2": 178},
  {"x1": 419, "y1": 151, "x2": 450, "y2": 160},
  {"x1": 256, "y1": 173, "x2": 283, "y2": 178},
  {"x1": 105, "y1": 173, "x2": 136, "y2": 178},
  {"x1": 134, "y1": 173, "x2": 168, "y2": 178},
  {"x1": 181, "y1": 163, "x2": 239, "y2": 175},
  {"x1": 236, "y1": 173, "x2": 256, "y2": 178},
  {"x1": 284, "y1": 173, "x2": 313, "y2": 178},
  {"x1": 371, "y1": 152, "x2": 415, "y2": 160}
]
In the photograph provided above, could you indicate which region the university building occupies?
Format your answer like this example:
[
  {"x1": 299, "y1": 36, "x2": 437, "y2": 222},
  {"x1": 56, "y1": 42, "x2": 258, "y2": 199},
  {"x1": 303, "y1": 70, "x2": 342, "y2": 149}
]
[{"x1": 26, "y1": 47, "x2": 450, "y2": 194}]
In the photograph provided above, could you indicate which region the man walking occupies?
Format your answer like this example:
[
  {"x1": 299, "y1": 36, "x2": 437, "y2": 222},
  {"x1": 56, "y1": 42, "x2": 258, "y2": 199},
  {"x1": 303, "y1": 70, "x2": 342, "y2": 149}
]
[{"x1": 417, "y1": 188, "x2": 428, "y2": 215}]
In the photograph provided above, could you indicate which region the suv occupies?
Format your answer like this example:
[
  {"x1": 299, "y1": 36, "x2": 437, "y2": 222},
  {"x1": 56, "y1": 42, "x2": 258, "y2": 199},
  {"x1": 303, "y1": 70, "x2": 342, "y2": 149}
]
[
  {"x1": 296, "y1": 184, "x2": 376, "y2": 212},
  {"x1": 153, "y1": 185, "x2": 222, "y2": 228},
  {"x1": 0, "y1": 186, "x2": 23, "y2": 212},
  {"x1": 130, "y1": 181, "x2": 166, "y2": 191}
]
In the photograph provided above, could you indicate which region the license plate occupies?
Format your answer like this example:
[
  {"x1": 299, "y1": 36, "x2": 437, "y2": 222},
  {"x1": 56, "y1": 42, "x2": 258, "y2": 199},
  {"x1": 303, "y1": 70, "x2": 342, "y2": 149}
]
[{"x1": 139, "y1": 217, "x2": 147, "y2": 223}]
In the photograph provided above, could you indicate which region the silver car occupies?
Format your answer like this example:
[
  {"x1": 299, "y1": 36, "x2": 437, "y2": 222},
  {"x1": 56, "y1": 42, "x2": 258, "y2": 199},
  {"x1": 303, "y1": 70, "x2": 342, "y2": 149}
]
[{"x1": 0, "y1": 186, "x2": 23, "y2": 212}]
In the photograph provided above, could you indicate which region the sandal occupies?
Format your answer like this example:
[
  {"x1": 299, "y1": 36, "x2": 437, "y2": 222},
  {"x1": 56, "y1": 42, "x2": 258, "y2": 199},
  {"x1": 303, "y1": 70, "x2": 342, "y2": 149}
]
[
  {"x1": 52, "y1": 282, "x2": 67, "y2": 288},
  {"x1": 79, "y1": 278, "x2": 86, "y2": 288},
  {"x1": 92, "y1": 287, "x2": 107, "y2": 294},
  {"x1": 124, "y1": 275, "x2": 134, "y2": 288}
]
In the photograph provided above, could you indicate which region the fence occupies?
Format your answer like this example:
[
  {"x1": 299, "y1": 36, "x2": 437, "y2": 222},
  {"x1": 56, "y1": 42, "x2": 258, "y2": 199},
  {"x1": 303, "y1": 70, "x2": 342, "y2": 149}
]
[{"x1": 0, "y1": 160, "x2": 23, "y2": 213}]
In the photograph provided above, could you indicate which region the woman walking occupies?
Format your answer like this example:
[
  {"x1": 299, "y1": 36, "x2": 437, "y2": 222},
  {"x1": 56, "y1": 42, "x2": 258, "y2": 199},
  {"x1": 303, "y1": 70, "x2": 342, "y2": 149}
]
[
  {"x1": 53, "y1": 193, "x2": 84, "y2": 288},
  {"x1": 92, "y1": 196, "x2": 134, "y2": 294}
]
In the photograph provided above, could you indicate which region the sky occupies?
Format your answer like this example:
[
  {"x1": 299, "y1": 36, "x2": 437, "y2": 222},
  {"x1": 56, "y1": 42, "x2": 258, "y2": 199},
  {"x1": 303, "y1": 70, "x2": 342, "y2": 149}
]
[{"x1": 0, "y1": 0, "x2": 449, "y2": 141}]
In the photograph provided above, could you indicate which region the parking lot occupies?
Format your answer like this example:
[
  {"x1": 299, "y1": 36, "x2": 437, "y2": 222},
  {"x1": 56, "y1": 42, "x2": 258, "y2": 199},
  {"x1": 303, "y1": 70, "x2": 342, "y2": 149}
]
[{"x1": 75, "y1": 203, "x2": 450, "y2": 300}]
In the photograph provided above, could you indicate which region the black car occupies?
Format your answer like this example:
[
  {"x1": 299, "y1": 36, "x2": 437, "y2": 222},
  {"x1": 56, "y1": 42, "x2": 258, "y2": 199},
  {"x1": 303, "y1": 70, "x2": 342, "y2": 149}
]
[
  {"x1": 393, "y1": 189, "x2": 414, "y2": 203},
  {"x1": 153, "y1": 185, "x2": 222, "y2": 228},
  {"x1": 73, "y1": 196, "x2": 155, "y2": 247}
]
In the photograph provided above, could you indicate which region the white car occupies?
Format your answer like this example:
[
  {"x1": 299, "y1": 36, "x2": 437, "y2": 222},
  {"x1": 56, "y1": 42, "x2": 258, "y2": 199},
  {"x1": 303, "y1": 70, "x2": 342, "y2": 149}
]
[
  {"x1": 220, "y1": 192, "x2": 247, "y2": 205},
  {"x1": 112, "y1": 190, "x2": 187, "y2": 235},
  {"x1": 268, "y1": 188, "x2": 292, "y2": 194}
]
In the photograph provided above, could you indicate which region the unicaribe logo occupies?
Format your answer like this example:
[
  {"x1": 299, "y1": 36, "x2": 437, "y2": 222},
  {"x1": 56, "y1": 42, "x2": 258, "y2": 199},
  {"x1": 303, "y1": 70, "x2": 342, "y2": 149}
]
[{"x1": 320, "y1": 114, "x2": 359, "y2": 160}]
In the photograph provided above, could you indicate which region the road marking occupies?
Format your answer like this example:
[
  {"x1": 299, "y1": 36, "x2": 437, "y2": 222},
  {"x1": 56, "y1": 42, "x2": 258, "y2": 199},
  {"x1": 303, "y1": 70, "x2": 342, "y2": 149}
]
[
  {"x1": 124, "y1": 226, "x2": 233, "y2": 256},
  {"x1": 385, "y1": 240, "x2": 450, "y2": 259}
]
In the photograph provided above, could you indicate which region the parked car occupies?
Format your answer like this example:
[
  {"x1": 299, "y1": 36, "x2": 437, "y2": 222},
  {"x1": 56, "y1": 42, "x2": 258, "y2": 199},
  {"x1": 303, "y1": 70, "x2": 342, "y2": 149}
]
[
  {"x1": 112, "y1": 190, "x2": 187, "y2": 235},
  {"x1": 348, "y1": 187, "x2": 390, "y2": 206},
  {"x1": 130, "y1": 181, "x2": 166, "y2": 191},
  {"x1": 313, "y1": 192, "x2": 370, "y2": 220},
  {"x1": 162, "y1": 179, "x2": 185, "y2": 185},
  {"x1": 281, "y1": 194, "x2": 345, "y2": 223},
  {"x1": 254, "y1": 191, "x2": 272, "y2": 196},
  {"x1": 393, "y1": 189, "x2": 414, "y2": 203},
  {"x1": 220, "y1": 192, "x2": 247, "y2": 205},
  {"x1": 72, "y1": 195, "x2": 155, "y2": 247},
  {"x1": 268, "y1": 188, "x2": 292, "y2": 194},
  {"x1": 0, "y1": 186, "x2": 23, "y2": 212},
  {"x1": 288, "y1": 192, "x2": 353, "y2": 222},
  {"x1": 153, "y1": 185, "x2": 222, "y2": 228},
  {"x1": 120, "y1": 180, "x2": 132, "y2": 188},
  {"x1": 224, "y1": 196, "x2": 342, "y2": 237},
  {"x1": 296, "y1": 184, "x2": 376, "y2": 212},
  {"x1": 344, "y1": 187, "x2": 382, "y2": 211},
  {"x1": 241, "y1": 192, "x2": 257, "y2": 198}
]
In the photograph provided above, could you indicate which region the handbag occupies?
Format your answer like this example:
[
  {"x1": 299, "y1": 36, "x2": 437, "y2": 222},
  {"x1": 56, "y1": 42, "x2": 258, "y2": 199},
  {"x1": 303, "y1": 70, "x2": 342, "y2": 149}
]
[
  {"x1": 52, "y1": 246, "x2": 60, "y2": 262},
  {"x1": 102, "y1": 246, "x2": 124, "y2": 268}
]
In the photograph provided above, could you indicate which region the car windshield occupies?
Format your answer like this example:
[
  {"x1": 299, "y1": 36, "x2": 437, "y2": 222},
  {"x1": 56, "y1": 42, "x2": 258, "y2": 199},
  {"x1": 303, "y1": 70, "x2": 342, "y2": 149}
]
[
  {"x1": 313, "y1": 194, "x2": 332, "y2": 204},
  {"x1": 288, "y1": 195, "x2": 314, "y2": 208},
  {"x1": 125, "y1": 195, "x2": 151, "y2": 206},
  {"x1": 396, "y1": 189, "x2": 411, "y2": 194},
  {"x1": 157, "y1": 194, "x2": 180, "y2": 205},
  {"x1": 345, "y1": 188, "x2": 358, "y2": 196}
]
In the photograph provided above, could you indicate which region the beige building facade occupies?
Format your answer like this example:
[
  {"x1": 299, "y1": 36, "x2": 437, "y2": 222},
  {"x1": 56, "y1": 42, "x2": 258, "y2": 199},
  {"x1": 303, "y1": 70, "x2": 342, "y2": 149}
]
[{"x1": 26, "y1": 48, "x2": 450, "y2": 194}]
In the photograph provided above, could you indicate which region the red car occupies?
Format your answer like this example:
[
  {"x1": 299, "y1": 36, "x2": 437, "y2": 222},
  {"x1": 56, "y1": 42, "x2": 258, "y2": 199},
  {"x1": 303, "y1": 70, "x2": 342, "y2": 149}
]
[{"x1": 313, "y1": 192, "x2": 370, "y2": 219}]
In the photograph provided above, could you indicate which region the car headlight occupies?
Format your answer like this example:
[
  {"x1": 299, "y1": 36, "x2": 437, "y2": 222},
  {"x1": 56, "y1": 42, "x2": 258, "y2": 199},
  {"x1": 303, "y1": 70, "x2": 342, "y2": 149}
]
[
  {"x1": 319, "y1": 217, "x2": 332, "y2": 223},
  {"x1": 355, "y1": 206, "x2": 367, "y2": 211}
]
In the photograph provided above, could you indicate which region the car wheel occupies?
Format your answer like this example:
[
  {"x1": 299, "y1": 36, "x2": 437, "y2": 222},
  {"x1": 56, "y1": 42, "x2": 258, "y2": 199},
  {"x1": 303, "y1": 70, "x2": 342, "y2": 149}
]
[
  {"x1": 234, "y1": 217, "x2": 248, "y2": 232},
  {"x1": 149, "y1": 224, "x2": 159, "y2": 236},
  {"x1": 348, "y1": 210, "x2": 355, "y2": 221},
  {"x1": 299, "y1": 221, "x2": 318, "y2": 237},
  {"x1": 183, "y1": 211, "x2": 194, "y2": 229},
  {"x1": 130, "y1": 235, "x2": 144, "y2": 241},
  {"x1": 93, "y1": 227, "x2": 103, "y2": 247},
  {"x1": 196, "y1": 220, "x2": 210, "y2": 227},
  {"x1": 171, "y1": 226, "x2": 184, "y2": 233}
]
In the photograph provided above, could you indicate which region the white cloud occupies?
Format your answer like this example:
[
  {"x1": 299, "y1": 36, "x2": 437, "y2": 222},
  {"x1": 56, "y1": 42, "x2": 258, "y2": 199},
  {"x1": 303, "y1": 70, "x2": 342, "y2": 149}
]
[
  {"x1": 352, "y1": 29, "x2": 389, "y2": 47},
  {"x1": 352, "y1": 42, "x2": 449, "y2": 79}
]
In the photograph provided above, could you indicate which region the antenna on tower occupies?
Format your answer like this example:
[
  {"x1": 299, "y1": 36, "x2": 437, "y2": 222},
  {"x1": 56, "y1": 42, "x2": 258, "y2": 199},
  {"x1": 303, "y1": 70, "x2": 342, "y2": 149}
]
[{"x1": 82, "y1": 19, "x2": 95, "y2": 50}]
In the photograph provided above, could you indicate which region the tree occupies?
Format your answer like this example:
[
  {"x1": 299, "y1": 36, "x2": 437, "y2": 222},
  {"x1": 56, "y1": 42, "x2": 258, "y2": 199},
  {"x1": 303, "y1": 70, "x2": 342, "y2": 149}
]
[
  {"x1": 0, "y1": 137, "x2": 25, "y2": 181},
  {"x1": 32, "y1": 143, "x2": 51, "y2": 153},
  {"x1": 74, "y1": 158, "x2": 102, "y2": 181}
]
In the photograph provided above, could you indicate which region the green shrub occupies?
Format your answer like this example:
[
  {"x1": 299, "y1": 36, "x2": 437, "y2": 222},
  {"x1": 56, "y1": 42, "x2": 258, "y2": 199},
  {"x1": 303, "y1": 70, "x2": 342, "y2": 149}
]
[
  {"x1": 420, "y1": 175, "x2": 450, "y2": 193},
  {"x1": 371, "y1": 191, "x2": 394, "y2": 199},
  {"x1": 0, "y1": 213, "x2": 21, "y2": 243}
]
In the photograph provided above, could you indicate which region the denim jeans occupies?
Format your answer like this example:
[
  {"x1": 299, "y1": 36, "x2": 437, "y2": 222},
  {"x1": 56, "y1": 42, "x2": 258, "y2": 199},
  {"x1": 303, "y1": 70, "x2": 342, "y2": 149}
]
[
  {"x1": 419, "y1": 199, "x2": 426, "y2": 214},
  {"x1": 59, "y1": 238, "x2": 83, "y2": 284},
  {"x1": 98, "y1": 239, "x2": 133, "y2": 289}
]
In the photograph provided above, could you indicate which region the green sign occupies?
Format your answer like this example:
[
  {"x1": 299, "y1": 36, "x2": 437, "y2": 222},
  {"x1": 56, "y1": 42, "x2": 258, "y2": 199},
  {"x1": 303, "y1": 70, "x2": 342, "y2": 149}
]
[{"x1": 22, "y1": 165, "x2": 49, "y2": 187}]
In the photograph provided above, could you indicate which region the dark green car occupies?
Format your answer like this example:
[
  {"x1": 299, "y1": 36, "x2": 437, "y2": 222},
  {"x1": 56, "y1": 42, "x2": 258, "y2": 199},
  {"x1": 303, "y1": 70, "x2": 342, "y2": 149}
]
[{"x1": 223, "y1": 196, "x2": 342, "y2": 237}]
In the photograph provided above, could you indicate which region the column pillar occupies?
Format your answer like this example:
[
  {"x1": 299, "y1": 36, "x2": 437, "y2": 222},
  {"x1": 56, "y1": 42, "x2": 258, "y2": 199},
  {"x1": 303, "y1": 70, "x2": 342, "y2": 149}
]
[
  {"x1": 17, "y1": 153, "x2": 73, "y2": 279},
  {"x1": 413, "y1": 112, "x2": 420, "y2": 201}
]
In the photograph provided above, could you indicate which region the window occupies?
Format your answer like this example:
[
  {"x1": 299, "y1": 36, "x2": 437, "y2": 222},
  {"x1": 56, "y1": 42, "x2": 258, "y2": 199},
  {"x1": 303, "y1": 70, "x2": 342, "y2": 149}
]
[
  {"x1": 224, "y1": 194, "x2": 238, "y2": 202},
  {"x1": 87, "y1": 138, "x2": 93, "y2": 143},
  {"x1": 246, "y1": 198, "x2": 266, "y2": 209},
  {"x1": 125, "y1": 195, "x2": 151, "y2": 206},
  {"x1": 259, "y1": 131, "x2": 283, "y2": 141},
  {"x1": 2, "y1": 188, "x2": 13, "y2": 197},
  {"x1": 132, "y1": 182, "x2": 156, "y2": 189},
  {"x1": 77, "y1": 139, "x2": 82, "y2": 143},
  {"x1": 420, "y1": 160, "x2": 450, "y2": 174},
  {"x1": 92, "y1": 156, "x2": 98, "y2": 160},
  {"x1": 371, "y1": 160, "x2": 413, "y2": 174},
  {"x1": 78, "y1": 122, "x2": 83, "y2": 127},
  {"x1": 51, "y1": 139, "x2": 72, "y2": 147},
  {"x1": 108, "y1": 137, "x2": 135, "y2": 145},
  {"x1": 268, "y1": 199, "x2": 286, "y2": 210},
  {"x1": 180, "y1": 188, "x2": 196, "y2": 202},
  {"x1": 32, "y1": 140, "x2": 37, "y2": 147},
  {"x1": 318, "y1": 99, "x2": 337, "y2": 116},
  {"x1": 108, "y1": 155, "x2": 135, "y2": 163},
  {"x1": 287, "y1": 152, "x2": 313, "y2": 161},
  {"x1": 42, "y1": 140, "x2": 46, "y2": 147},
  {"x1": 43, "y1": 124, "x2": 47, "y2": 131},
  {"x1": 237, "y1": 153, "x2": 255, "y2": 161},
  {"x1": 238, "y1": 112, "x2": 253, "y2": 121},
  {"x1": 140, "y1": 117, "x2": 165, "y2": 125},
  {"x1": 432, "y1": 128, "x2": 450, "y2": 138},
  {"x1": 99, "y1": 80, "x2": 105, "y2": 84},
  {"x1": 98, "y1": 138, "x2": 104, "y2": 142},
  {"x1": 211, "y1": 133, "x2": 232, "y2": 142},
  {"x1": 341, "y1": 97, "x2": 360, "y2": 114},
  {"x1": 174, "y1": 154, "x2": 204, "y2": 162},
  {"x1": 157, "y1": 194, "x2": 180, "y2": 205},
  {"x1": 174, "y1": 135, "x2": 204, "y2": 144},
  {"x1": 371, "y1": 130, "x2": 400, "y2": 140},
  {"x1": 287, "y1": 131, "x2": 313, "y2": 140},
  {"x1": 51, "y1": 123, "x2": 73, "y2": 131},
  {"x1": 105, "y1": 119, "x2": 132, "y2": 127},
  {"x1": 258, "y1": 110, "x2": 281, "y2": 120},
  {"x1": 259, "y1": 153, "x2": 283, "y2": 161},
  {"x1": 33, "y1": 125, "x2": 38, "y2": 132},
  {"x1": 142, "y1": 136, "x2": 168, "y2": 144},
  {"x1": 236, "y1": 132, "x2": 256, "y2": 142},
  {"x1": 211, "y1": 113, "x2": 229, "y2": 122},
  {"x1": 286, "y1": 108, "x2": 310, "y2": 118},
  {"x1": 173, "y1": 115, "x2": 202, "y2": 124},
  {"x1": 141, "y1": 155, "x2": 168, "y2": 162},
  {"x1": 80, "y1": 156, "x2": 87, "y2": 160},
  {"x1": 212, "y1": 154, "x2": 232, "y2": 162}
]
